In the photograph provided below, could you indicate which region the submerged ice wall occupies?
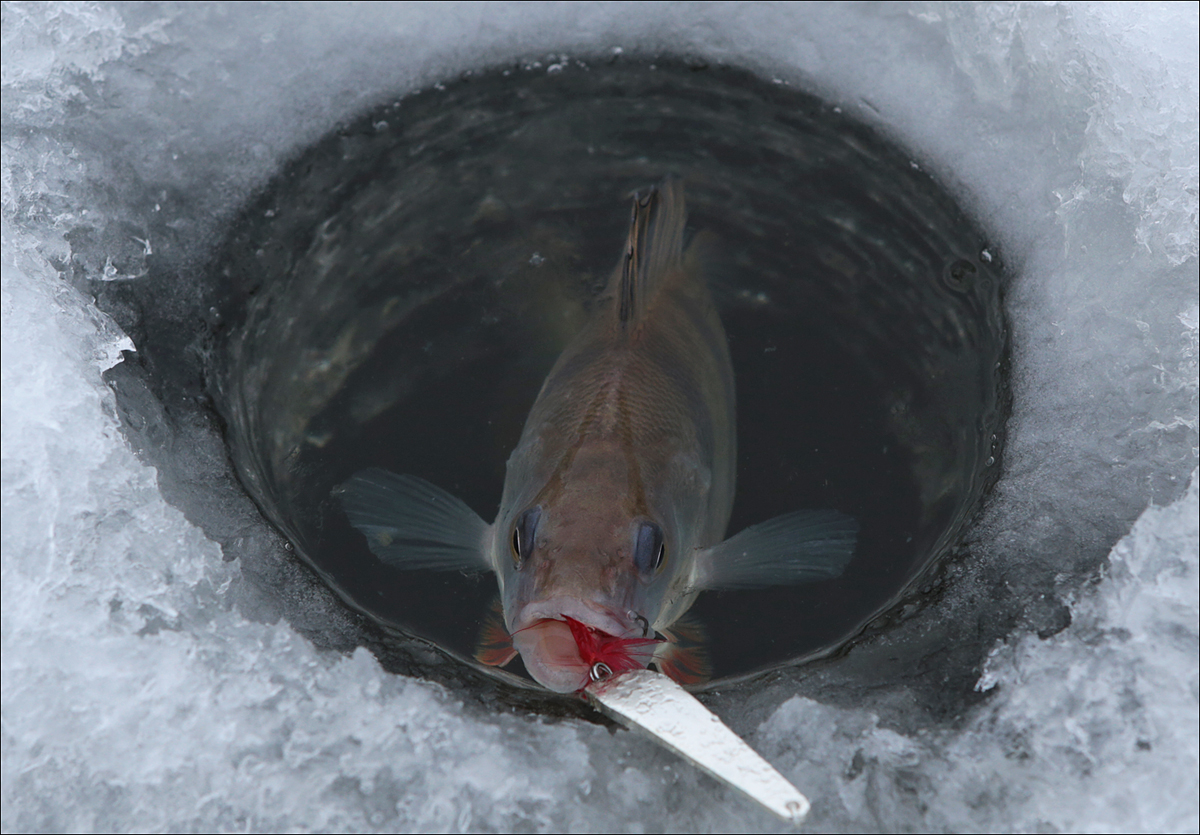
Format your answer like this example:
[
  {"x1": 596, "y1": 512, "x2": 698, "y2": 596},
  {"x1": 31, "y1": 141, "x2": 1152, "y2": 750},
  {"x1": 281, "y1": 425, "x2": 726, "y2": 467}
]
[{"x1": 2, "y1": 3, "x2": 1197, "y2": 832}]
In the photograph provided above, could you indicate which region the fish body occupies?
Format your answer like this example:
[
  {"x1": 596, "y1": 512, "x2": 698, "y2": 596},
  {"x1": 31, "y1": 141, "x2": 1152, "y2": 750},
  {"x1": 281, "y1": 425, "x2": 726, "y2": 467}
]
[{"x1": 338, "y1": 179, "x2": 857, "y2": 693}]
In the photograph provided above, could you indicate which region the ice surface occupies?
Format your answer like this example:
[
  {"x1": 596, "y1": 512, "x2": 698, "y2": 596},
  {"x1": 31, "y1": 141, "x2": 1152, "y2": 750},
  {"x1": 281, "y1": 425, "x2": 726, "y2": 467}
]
[
  {"x1": 2, "y1": 2, "x2": 1197, "y2": 832},
  {"x1": 755, "y1": 472, "x2": 1199, "y2": 832}
]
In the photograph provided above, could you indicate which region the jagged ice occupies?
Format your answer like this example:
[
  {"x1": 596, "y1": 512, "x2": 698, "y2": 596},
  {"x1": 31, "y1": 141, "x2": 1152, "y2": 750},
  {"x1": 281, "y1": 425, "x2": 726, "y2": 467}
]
[{"x1": 2, "y1": 2, "x2": 1197, "y2": 832}]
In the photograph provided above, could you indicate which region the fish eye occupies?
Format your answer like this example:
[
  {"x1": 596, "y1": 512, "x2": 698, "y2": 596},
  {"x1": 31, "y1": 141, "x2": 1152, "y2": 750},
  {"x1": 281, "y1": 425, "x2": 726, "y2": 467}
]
[
  {"x1": 634, "y1": 521, "x2": 666, "y2": 576},
  {"x1": 511, "y1": 506, "x2": 541, "y2": 568}
]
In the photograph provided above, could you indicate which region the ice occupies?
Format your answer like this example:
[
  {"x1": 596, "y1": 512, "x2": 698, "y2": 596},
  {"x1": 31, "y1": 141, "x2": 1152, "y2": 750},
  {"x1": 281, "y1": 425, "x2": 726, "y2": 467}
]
[
  {"x1": 2, "y1": 2, "x2": 1197, "y2": 832},
  {"x1": 756, "y1": 472, "x2": 1199, "y2": 832}
]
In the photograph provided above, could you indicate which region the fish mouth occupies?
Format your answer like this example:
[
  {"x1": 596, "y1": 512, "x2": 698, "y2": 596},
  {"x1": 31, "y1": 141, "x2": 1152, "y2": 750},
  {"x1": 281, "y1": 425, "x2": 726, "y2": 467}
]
[
  {"x1": 510, "y1": 598, "x2": 654, "y2": 693},
  {"x1": 511, "y1": 597, "x2": 641, "y2": 640}
]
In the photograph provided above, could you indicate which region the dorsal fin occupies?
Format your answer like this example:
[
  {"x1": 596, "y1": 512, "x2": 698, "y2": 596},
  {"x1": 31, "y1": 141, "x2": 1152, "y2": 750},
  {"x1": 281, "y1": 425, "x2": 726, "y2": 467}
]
[{"x1": 614, "y1": 176, "x2": 687, "y2": 331}]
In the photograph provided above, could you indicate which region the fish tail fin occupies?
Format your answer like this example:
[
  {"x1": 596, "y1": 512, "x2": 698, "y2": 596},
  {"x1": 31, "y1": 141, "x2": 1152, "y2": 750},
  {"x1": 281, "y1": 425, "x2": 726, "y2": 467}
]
[
  {"x1": 334, "y1": 468, "x2": 492, "y2": 572},
  {"x1": 654, "y1": 613, "x2": 711, "y2": 685},
  {"x1": 611, "y1": 176, "x2": 688, "y2": 332},
  {"x1": 696, "y1": 510, "x2": 859, "y2": 590},
  {"x1": 475, "y1": 596, "x2": 518, "y2": 667}
]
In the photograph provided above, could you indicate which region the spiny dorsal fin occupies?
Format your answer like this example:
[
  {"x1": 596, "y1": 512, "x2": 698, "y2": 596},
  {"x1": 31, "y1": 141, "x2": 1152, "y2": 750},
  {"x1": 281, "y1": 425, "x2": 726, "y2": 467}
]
[{"x1": 615, "y1": 176, "x2": 687, "y2": 331}]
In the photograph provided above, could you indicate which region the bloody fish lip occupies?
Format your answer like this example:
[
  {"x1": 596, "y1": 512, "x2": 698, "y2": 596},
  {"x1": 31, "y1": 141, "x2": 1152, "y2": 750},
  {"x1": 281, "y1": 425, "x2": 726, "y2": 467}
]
[
  {"x1": 508, "y1": 598, "x2": 660, "y2": 693},
  {"x1": 509, "y1": 618, "x2": 594, "y2": 693},
  {"x1": 511, "y1": 616, "x2": 663, "y2": 694},
  {"x1": 510, "y1": 596, "x2": 643, "y2": 642}
]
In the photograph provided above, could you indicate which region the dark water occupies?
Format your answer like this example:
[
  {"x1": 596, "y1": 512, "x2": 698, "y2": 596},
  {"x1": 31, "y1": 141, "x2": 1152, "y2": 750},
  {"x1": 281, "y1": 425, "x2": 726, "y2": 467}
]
[{"x1": 206, "y1": 59, "x2": 1007, "y2": 695}]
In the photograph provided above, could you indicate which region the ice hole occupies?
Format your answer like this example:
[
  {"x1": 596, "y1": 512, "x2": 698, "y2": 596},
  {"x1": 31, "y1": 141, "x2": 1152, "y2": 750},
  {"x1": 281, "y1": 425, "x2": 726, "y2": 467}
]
[
  {"x1": 4, "y1": 3, "x2": 1195, "y2": 830},
  {"x1": 174, "y1": 60, "x2": 1007, "y2": 697}
]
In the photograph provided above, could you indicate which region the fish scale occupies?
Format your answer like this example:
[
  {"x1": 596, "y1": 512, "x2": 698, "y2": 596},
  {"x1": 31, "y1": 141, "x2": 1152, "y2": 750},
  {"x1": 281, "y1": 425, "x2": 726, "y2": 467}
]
[{"x1": 337, "y1": 176, "x2": 859, "y2": 695}]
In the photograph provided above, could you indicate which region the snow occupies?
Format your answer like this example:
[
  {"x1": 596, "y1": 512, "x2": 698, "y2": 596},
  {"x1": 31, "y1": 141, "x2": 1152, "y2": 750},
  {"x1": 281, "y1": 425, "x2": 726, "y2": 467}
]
[
  {"x1": 757, "y1": 474, "x2": 1199, "y2": 832},
  {"x1": 2, "y1": 2, "x2": 1196, "y2": 832}
]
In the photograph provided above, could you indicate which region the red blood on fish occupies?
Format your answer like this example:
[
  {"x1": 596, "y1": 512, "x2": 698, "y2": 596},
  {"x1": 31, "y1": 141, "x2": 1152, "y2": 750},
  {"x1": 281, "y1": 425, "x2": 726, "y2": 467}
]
[
  {"x1": 562, "y1": 615, "x2": 662, "y2": 677},
  {"x1": 478, "y1": 604, "x2": 710, "y2": 691}
]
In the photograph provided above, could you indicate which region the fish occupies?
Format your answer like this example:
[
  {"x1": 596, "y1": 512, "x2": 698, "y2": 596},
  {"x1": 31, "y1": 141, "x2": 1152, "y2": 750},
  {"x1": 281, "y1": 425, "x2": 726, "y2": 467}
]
[{"x1": 336, "y1": 177, "x2": 858, "y2": 693}]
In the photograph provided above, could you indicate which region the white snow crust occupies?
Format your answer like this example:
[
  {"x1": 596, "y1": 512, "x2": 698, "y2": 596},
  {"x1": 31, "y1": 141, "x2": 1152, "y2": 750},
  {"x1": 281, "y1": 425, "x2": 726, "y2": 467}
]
[{"x1": 3, "y1": 2, "x2": 1197, "y2": 832}]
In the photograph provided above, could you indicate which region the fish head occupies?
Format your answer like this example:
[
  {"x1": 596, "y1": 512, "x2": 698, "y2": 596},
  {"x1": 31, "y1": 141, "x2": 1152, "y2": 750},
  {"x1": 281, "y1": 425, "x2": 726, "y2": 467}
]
[{"x1": 495, "y1": 487, "x2": 680, "y2": 693}]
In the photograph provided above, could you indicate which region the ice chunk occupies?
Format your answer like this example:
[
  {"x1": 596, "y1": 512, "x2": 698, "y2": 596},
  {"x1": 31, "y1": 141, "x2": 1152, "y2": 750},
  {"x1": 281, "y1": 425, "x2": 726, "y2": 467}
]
[{"x1": 754, "y1": 470, "x2": 1198, "y2": 832}]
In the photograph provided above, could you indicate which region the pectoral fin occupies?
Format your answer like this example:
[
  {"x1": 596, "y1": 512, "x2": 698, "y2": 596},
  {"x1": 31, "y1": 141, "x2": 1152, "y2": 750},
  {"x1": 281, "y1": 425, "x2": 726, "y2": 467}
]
[
  {"x1": 698, "y1": 510, "x2": 858, "y2": 590},
  {"x1": 334, "y1": 468, "x2": 491, "y2": 572}
]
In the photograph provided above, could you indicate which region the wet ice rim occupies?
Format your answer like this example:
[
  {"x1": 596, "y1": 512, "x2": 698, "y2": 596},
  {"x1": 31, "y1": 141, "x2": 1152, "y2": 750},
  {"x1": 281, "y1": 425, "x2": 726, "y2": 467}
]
[{"x1": 2, "y1": 3, "x2": 1197, "y2": 833}]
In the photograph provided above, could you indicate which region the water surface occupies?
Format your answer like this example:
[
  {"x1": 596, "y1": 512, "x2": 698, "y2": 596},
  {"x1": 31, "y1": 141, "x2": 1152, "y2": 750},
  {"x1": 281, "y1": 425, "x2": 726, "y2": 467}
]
[{"x1": 208, "y1": 58, "x2": 1008, "y2": 694}]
